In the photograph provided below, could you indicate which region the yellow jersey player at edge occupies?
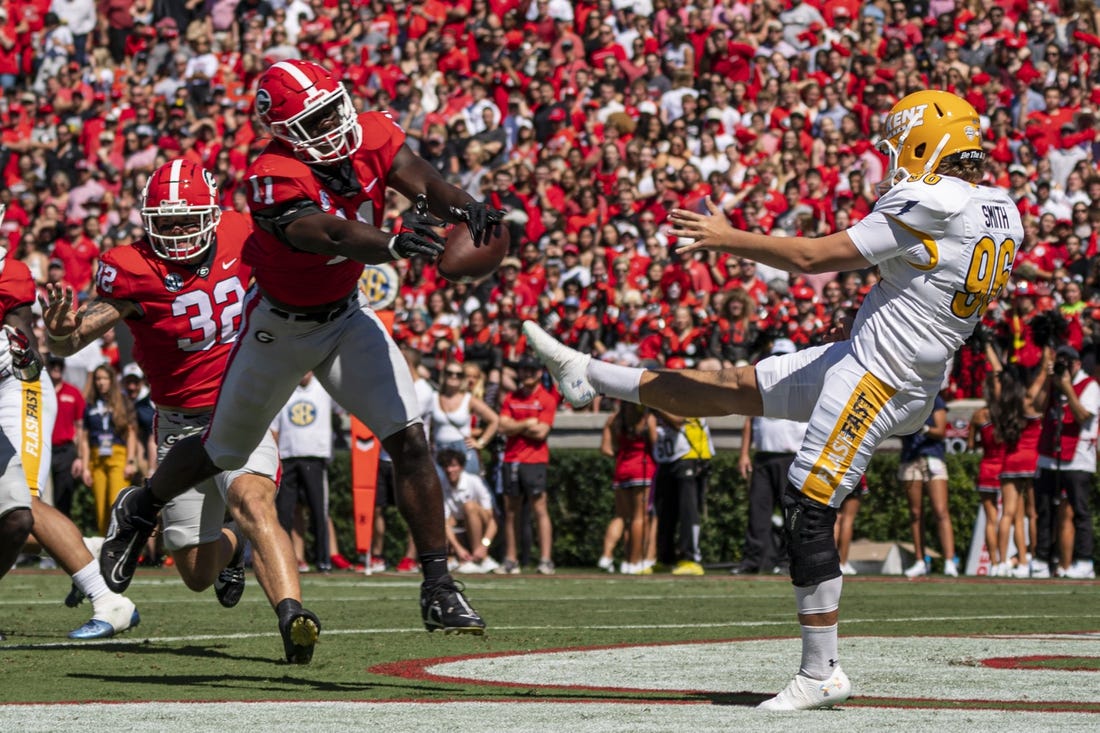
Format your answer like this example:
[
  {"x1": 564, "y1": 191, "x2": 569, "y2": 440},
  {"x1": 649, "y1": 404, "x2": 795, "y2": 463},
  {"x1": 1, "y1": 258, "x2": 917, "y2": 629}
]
[{"x1": 523, "y1": 91, "x2": 1022, "y2": 710}]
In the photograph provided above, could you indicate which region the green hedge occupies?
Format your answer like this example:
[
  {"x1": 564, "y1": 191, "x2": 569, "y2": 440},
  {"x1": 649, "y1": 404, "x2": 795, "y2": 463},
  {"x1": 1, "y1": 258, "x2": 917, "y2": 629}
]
[
  {"x1": 332, "y1": 449, "x2": 1100, "y2": 569},
  {"x1": 65, "y1": 450, "x2": 1100, "y2": 569}
]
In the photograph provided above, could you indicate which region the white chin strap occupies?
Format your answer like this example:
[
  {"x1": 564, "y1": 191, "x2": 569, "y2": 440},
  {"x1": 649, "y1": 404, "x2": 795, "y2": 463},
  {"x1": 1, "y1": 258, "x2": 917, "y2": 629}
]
[{"x1": 923, "y1": 133, "x2": 951, "y2": 174}]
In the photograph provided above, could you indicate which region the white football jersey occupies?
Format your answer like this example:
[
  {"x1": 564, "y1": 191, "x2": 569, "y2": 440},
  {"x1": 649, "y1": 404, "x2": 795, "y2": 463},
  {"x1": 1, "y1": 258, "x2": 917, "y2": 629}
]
[{"x1": 847, "y1": 174, "x2": 1022, "y2": 388}]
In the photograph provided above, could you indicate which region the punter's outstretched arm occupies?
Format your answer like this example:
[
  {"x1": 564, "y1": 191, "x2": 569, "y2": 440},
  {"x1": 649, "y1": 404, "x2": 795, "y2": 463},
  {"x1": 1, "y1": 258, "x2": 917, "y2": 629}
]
[{"x1": 669, "y1": 199, "x2": 869, "y2": 274}]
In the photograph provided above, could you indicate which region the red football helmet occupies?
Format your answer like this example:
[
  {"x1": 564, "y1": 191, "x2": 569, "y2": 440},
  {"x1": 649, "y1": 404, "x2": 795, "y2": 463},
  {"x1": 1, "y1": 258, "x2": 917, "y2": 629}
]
[
  {"x1": 255, "y1": 60, "x2": 362, "y2": 164},
  {"x1": 141, "y1": 159, "x2": 221, "y2": 262}
]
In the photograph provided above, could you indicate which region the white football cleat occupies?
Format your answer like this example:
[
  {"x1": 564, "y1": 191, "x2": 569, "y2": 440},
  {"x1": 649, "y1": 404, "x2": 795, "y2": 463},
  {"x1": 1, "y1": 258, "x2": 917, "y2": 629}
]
[
  {"x1": 757, "y1": 665, "x2": 851, "y2": 711},
  {"x1": 839, "y1": 562, "x2": 857, "y2": 576},
  {"x1": 522, "y1": 321, "x2": 595, "y2": 407},
  {"x1": 944, "y1": 558, "x2": 959, "y2": 577}
]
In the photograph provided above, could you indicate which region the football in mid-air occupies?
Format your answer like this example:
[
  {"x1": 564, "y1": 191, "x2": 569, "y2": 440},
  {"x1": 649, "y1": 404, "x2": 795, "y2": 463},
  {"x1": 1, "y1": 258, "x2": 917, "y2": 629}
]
[{"x1": 437, "y1": 222, "x2": 510, "y2": 283}]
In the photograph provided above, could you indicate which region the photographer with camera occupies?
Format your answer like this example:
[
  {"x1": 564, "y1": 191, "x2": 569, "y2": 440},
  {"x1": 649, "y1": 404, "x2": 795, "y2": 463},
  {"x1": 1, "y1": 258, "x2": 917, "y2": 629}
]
[{"x1": 1032, "y1": 344, "x2": 1099, "y2": 579}]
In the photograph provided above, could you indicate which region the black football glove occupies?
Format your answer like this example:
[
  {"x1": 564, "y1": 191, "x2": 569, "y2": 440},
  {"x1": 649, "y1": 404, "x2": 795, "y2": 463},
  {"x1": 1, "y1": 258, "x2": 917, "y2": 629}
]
[
  {"x1": 4, "y1": 324, "x2": 42, "y2": 382},
  {"x1": 388, "y1": 194, "x2": 445, "y2": 260},
  {"x1": 449, "y1": 201, "x2": 505, "y2": 246}
]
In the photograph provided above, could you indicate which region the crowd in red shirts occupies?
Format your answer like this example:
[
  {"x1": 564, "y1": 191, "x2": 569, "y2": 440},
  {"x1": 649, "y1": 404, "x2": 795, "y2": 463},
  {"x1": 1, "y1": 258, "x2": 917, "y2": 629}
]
[{"x1": 4, "y1": 0, "x2": 1100, "y2": 407}]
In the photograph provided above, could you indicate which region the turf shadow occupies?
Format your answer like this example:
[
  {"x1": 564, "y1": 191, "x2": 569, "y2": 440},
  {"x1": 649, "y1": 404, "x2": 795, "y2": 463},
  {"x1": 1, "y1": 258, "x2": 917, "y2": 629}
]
[
  {"x1": 51, "y1": 642, "x2": 281, "y2": 665},
  {"x1": 69, "y1": 672, "x2": 379, "y2": 694}
]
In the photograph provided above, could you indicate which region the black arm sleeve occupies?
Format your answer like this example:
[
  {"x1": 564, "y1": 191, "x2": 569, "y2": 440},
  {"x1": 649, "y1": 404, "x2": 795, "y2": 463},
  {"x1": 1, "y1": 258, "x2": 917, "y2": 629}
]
[{"x1": 250, "y1": 199, "x2": 325, "y2": 247}]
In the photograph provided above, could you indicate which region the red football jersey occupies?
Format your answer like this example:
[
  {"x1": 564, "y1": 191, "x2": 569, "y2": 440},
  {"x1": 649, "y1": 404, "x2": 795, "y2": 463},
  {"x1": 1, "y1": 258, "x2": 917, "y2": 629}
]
[
  {"x1": 243, "y1": 111, "x2": 405, "y2": 307},
  {"x1": 95, "y1": 211, "x2": 253, "y2": 410},
  {"x1": 0, "y1": 260, "x2": 38, "y2": 316}
]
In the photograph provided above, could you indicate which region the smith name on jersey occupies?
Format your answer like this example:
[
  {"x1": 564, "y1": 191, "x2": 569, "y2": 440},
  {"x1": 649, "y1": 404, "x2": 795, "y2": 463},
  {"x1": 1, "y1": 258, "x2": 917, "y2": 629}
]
[{"x1": 847, "y1": 173, "x2": 1023, "y2": 388}]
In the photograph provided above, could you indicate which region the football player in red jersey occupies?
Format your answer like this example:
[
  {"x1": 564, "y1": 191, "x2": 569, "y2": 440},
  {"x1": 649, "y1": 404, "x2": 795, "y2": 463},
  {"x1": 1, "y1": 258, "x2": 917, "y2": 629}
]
[
  {"x1": 0, "y1": 205, "x2": 140, "y2": 640},
  {"x1": 93, "y1": 60, "x2": 495, "y2": 634},
  {"x1": 43, "y1": 160, "x2": 318, "y2": 662}
]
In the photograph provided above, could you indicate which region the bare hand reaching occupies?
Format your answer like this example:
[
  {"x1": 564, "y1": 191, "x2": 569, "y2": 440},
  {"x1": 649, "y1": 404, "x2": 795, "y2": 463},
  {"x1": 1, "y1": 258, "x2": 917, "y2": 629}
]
[
  {"x1": 668, "y1": 198, "x2": 737, "y2": 255},
  {"x1": 42, "y1": 283, "x2": 83, "y2": 341}
]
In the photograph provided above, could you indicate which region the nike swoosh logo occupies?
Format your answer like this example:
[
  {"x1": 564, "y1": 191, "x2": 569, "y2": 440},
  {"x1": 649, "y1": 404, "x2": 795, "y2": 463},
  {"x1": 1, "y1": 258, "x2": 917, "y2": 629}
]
[
  {"x1": 108, "y1": 544, "x2": 135, "y2": 587},
  {"x1": 364, "y1": 177, "x2": 379, "y2": 193},
  {"x1": 222, "y1": 258, "x2": 238, "y2": 270}
]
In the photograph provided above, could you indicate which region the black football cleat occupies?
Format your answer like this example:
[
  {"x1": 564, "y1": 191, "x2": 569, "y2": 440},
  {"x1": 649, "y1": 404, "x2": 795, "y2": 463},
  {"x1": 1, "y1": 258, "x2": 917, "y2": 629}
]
[
  {"x1": 420, "y1": 576, "x2": 486, "y2": 635},
  {"x1": 279, "y1": 608, "x2": 321, "y2": 664},
  {"x1": 214, "y1": 521, "x2": 246, "y2": 608},
  {"x1": 100, "y1": 485, "x2": 159, "y2": 593}
]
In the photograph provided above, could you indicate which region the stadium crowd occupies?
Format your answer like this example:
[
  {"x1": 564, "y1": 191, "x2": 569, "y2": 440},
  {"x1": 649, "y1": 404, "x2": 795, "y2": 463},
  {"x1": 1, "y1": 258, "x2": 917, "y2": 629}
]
[
  {"x1": 6, "y1": 0, "x2": 1100, "y2": 394},
  {"x1": 2, "y1": 0, "x2": 1099, "y2": 577}
]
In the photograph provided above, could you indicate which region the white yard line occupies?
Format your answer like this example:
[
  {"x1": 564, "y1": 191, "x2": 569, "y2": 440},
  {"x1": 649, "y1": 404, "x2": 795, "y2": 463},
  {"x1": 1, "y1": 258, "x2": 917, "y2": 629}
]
[
  {"x1": 7, "y1": 617, "x2": 1100, "y2": 650},
  {"x1": 0, "y1": 701, "x2": 1097, "y2": 733}
]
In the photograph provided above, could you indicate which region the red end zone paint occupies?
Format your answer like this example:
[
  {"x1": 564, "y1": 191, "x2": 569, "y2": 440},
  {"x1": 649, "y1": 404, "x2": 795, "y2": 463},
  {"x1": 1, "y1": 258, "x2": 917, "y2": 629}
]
[
  {"x1": 369, "y1": 636, "x2": 1100, "y2": 712},
  {"x1": 982, "y1": 655, "x2": 1100, "y2": 672}
]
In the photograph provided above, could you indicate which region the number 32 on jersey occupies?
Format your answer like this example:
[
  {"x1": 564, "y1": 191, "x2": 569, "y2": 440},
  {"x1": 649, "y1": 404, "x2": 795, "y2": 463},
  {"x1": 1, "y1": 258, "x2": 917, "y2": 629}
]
[
  {"x1": 951, "y1": 235, "x2": 1016, "y2": 319},
  {"x1": 96, "y1": 264, "x2": 245, "y2": 352}
]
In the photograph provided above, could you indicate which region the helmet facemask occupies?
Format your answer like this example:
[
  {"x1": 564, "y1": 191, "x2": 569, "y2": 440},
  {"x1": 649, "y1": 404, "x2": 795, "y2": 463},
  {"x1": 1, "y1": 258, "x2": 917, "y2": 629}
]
[
  {"x1": 142, "y1": 203, "x2": 220, "y2": 262},
  {"x1": 874, "y1": 119, "x2": 924, "y2": 194},
  {"x1": 269, "y1": 85, "x2": 363, "y2": 165}
]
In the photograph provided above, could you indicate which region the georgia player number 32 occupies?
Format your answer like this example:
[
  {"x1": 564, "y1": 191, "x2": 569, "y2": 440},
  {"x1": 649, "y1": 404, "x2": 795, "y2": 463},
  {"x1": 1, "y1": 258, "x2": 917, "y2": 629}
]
[{"x1": 96, "y1": 265, "x2": 246, "y2": 352}]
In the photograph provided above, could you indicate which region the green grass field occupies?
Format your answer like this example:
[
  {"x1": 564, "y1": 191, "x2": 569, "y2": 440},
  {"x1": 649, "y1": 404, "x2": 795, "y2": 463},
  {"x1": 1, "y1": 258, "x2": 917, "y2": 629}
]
[{"x1": 2, "y1": 568, "x2": 1099, "y2": 731}]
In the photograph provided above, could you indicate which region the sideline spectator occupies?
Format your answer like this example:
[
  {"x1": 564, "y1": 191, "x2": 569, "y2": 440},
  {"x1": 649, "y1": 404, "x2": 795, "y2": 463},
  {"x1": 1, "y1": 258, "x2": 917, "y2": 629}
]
[
  {"x1": 732, "y1": 339, "x2": 805, "y2": 576},
  {"x1": 80, "y1": 363, "x2": 137, "y2": 535},
  {"x1": 1033, "y1": 345, "x2": 1099, "y2": 579},
  {"x1": 120, "y1": 362, "x2": 154, "y2": 478},
  {"x1": 272, "y1": 373, "x2": 342, "y2": 573},
  {"x1": 651, "y1": 406, "x2": 714, "y2": 576},
  {"x1": 596, "y1": 401, "x2": 657, "y2": 574},
  {"x1": 437, "y1": 448, "x2": 499, "y2": 574},
  {"x1": 496, "y1": 354, "x2": 557, "y2": 575},
  {"x1": 900, "y1": 394, "x2": 958, "y2": 578},
  {"x1": 430, "y1": 360, "x2": 499, "y2": 476},
  {"x1": 989, "y1": 346, "x2": 1044, "y2": 578},
  {"x1": 835, "y1": 479, "x2": 865, "y2": 577},
  {"x1": 46, "y1": 355, "x2": 84, "y2": 519}
]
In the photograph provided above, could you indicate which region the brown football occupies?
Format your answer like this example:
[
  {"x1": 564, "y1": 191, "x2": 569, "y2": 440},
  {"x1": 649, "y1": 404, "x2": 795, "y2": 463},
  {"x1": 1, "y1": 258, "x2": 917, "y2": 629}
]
[{"x1": 437, "y1": 222, "x2": 510, "y2": 283}]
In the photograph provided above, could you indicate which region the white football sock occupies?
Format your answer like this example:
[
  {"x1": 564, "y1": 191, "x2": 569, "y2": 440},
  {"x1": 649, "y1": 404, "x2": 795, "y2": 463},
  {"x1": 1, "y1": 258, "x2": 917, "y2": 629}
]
[
  {"x1": 799, "y1": 623, "x2": 839, "y2": 680},
  {"x1": 587, "y1": 360, "x2": 644, "y2": 403},
  {"x1": 73, "y1": 560, "x2": 112, "y2": 603}
]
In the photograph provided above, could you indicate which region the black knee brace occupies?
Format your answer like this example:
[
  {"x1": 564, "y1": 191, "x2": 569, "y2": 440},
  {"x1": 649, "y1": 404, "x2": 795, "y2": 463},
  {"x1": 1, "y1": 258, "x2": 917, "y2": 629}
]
[{"x1": 781, "y1": 484, "x2": 841, "y2": 588}]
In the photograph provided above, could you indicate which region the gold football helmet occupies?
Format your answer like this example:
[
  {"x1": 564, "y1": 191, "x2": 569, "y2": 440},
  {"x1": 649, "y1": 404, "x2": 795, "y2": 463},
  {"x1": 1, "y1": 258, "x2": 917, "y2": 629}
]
[{"x1": 875, "y1": 90, "x2": 984, "y2": 190}]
